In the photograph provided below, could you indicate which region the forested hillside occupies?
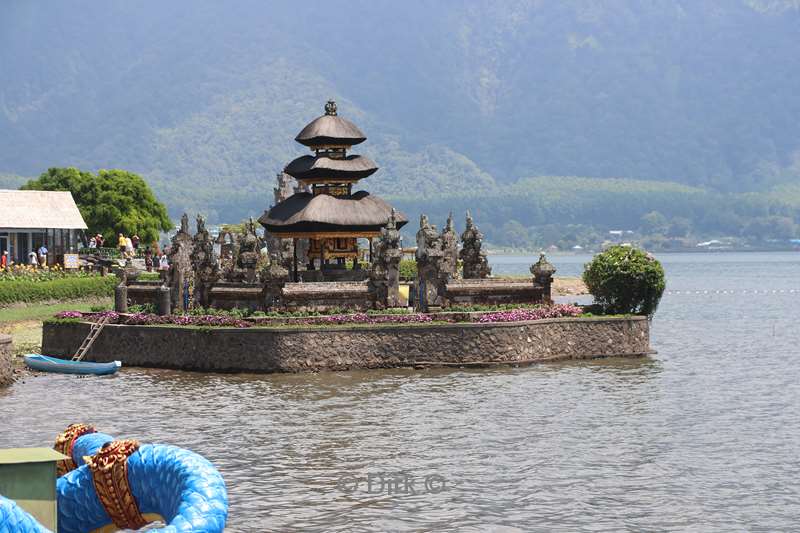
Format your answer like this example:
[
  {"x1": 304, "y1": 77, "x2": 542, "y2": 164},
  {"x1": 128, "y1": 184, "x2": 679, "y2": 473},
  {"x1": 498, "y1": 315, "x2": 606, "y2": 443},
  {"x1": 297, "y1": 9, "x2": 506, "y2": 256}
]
[{"x1": 1, "y1": 1, "x2": 799, "y2": 246}]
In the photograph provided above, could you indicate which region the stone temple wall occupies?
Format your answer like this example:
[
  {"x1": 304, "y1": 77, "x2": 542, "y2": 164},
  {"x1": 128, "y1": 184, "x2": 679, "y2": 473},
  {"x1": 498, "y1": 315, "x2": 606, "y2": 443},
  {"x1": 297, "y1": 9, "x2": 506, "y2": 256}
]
[
  {"x1": 0, "y1": 334, "x2": 13, "y2": 387},
  {"x1": 42, "y1": 317, "x2": 651, "y2": 374}
]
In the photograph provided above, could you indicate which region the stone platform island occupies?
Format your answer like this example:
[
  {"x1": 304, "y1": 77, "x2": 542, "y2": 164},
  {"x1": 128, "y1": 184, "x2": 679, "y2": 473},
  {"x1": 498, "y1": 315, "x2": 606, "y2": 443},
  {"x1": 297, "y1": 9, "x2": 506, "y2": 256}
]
[
  {"x1": 42, "y1": 315, "x2": 651, "y2": 373},
  {"x1": 42, "y1": 101, "x2": 655, "y2": 376}
]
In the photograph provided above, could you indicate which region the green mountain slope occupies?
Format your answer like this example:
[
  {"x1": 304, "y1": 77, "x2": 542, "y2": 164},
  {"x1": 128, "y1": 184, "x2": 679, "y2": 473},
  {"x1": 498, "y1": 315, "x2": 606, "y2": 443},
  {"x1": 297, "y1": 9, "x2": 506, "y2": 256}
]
[{"x1": 1, "y1": 0, "x2": 799, "y2": 244}]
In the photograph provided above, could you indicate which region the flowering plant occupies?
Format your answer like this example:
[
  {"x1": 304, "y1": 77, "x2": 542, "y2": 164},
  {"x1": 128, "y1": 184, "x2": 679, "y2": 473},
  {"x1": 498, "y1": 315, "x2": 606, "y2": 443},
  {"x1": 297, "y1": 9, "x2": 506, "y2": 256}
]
[
  {"x1": 54, "y1": 304, "x2": 584, "y2": 328},
  {"x1": 292, "y1": 312, "x2": 435, "y2": 326},
  {"x1": 55, "y1": 311, "x2": 84, "y2": 319},
  {"x1": 0, "y1": 264, "x2": 96, "y2": 282},
  {"x1": 475, "y1": 304, "x2": 582, "y2": 323}
]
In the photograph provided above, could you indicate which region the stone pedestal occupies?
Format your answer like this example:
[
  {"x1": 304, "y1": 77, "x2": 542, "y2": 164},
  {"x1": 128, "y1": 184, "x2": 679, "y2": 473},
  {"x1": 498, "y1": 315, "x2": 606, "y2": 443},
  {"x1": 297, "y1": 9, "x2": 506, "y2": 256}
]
[
  {"x1": 531, "y1": 253, "x2": 556, "y2": 304},
  {"x1": 114, "y1": 284, "x2": 128, "y2": 313},
  {"x1": 173, "y1": 269, "x2": 184, "y2": 313},
  {"x1": 157, "y1": 286, "x2": 171, "y2": 316}
]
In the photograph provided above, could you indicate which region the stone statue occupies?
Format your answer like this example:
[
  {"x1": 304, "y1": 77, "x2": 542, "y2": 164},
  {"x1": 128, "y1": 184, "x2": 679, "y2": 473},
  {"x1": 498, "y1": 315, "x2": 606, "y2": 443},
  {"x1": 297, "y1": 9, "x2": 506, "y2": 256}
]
[
  {"x1": 414, "y1": 213, "x2": 450, "y2": 311},
  {"x1": 415, "y1": 214, "x2": 440, "y2": 262},
  {"x1": 266, "y1": 172, "x2": 305, "y2": 271},
  {"x1": 441, "y1": 212, "x2": 459, "y2": 278},
  {"x1": 460, "y1": 210, "x2": 491, "y2": 279},
  {"x1": 168, "y1": 213, "x2": 195, "y2": 312},
  {"x1": 190, "y1": 214, "x2": 219, "y2": 308},
  {"x1": 228, "y1": 218, "x2": 261, "y2": 283},
  {"x1": 325, "y1": 99, "x2": 337, "y2": 116},
  {"x1": 273, "y1": 172, "x2": 295, "y2": 205},
  {"x1": 369, "y1": 209, "x2": 403, "y2": 308},
  {"x1": 261, "y1": 249, "x2": 289, "y2": 309}
]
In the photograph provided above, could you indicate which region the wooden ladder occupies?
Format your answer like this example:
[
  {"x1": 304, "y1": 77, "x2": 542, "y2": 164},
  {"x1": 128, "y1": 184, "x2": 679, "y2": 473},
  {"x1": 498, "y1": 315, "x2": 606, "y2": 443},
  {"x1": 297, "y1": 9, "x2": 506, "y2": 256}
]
[{"x1": 71, "y1": 315, "x2": 111, "y2": 362}]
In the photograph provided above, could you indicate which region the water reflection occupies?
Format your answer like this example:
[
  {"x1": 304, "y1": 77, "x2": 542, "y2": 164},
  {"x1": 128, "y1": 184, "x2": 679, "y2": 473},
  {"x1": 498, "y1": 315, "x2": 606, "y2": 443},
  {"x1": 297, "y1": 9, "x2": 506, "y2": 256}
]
[{"x1": 1, "y1": 252, "x2": 799, "y2": 530}]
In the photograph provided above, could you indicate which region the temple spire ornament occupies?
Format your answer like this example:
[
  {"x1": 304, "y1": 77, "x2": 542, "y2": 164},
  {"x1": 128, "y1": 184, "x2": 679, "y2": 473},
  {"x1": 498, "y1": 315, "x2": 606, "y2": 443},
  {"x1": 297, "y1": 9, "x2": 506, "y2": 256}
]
[{"x1": 324, "y1": 99, "x2": 337, "y2": 116}]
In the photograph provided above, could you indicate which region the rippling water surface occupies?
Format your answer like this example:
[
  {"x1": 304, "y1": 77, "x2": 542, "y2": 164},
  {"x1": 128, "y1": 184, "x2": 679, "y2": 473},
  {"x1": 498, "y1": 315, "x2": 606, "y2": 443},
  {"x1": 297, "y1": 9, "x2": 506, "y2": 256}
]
[{"x1": 2, "y1": 252, "x2": 799, "y2": 532}]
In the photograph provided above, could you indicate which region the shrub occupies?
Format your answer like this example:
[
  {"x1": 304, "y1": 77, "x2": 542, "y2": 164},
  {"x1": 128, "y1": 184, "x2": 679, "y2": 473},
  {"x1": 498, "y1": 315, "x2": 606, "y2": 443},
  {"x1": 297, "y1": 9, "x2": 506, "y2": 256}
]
[
  {"x1": 582, "y1": 245, "x2": 665, "y2": 315},
  {"x1": 128, "y1": 303, "x2": 157, "y2": 314},
  {"x1": 399, "y1": 259, "x2": 417, "y2": 280},
  {"x1": 0, "y1": 275, "x2": 118, "y2": 306}
]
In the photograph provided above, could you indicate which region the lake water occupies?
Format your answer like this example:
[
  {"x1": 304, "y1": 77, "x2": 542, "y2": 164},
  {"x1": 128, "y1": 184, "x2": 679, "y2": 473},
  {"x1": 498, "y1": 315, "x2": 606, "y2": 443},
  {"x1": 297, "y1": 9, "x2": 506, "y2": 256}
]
[{"x1": 1, "y1": 252, "x2": 799, "y2": 532}]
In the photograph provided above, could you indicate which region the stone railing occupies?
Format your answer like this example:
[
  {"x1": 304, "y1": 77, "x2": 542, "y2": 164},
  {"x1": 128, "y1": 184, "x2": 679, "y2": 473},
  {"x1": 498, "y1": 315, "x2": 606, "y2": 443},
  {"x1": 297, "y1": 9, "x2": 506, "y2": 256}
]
[
  {"x1": 445, "y1": 278, "x2": 546, "y2": 306},
  {"x1": 281, "y1": 281, "x2": 372, "y2": 312},
  {"x1": 118, "y1": 279, "x2": 171, "y2": 315},
  {"x1": 209, "y1": 282, "x2": 265, "y2": 311}
]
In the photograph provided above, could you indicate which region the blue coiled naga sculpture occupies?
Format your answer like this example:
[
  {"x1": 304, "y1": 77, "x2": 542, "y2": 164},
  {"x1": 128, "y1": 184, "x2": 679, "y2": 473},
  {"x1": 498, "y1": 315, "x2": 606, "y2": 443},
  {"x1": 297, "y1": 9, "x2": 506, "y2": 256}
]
[{"x1": 0, "y1": 424, "x2": 228, "y2": 532}]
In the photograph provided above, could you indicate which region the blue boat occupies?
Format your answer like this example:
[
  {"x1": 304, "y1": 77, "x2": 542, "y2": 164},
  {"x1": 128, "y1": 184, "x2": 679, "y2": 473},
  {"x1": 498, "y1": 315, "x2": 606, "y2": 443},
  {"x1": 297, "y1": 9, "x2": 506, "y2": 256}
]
[{"x1": 23, "y1": 354, "x2": 121, "y2": 376}]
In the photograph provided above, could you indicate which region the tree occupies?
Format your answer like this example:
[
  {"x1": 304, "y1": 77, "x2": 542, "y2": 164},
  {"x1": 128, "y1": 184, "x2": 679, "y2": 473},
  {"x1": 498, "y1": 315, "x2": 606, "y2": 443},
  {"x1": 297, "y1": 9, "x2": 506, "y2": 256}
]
[
  {"x1": 583, "y1": 245, "x2": 666, "y2": 316},
  {"x1": 22, "y1": 167, "x2": 172, "y2": 245},
  {"x1": 501, "y1": 220, "x2": 531, "y2": 249},
  {"x1": 640, "y1": 211, "x2": 669, "y2": 235},
  {"x1": 667, "y1": 217, "x2": 692, "y2": 238}
]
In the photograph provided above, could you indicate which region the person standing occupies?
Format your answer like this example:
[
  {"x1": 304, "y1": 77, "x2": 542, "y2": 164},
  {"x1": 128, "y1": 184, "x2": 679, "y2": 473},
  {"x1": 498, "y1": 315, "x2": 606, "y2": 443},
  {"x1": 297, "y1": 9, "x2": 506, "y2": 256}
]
[
  {"x1": 125, "y1": 236, "x2": 134, "y2": 258},
  {"x1": 132, "y1": 235, "x2": 140, "y2": 251},
  {"x1": 37, "y1": 244, "x2": 48, "y2": 267},
  {"x1": 159, "y1": 252, "x2": 169, "y2": 271},
  {"x1": 144, "y1": 247, "x2": 153, "y2": 272},
  {"x1": 28, "y1": 250, "x2": 38, "y2": 266},
  {"x1": 1, "y1": 251, "x2": 7, "y2": 269},
  {"x1": 88, "y1": 236, "x2": 97, "y2": 249},
  {"x1": 118, "y1": 233, "x2": 126, "y2": 255}
]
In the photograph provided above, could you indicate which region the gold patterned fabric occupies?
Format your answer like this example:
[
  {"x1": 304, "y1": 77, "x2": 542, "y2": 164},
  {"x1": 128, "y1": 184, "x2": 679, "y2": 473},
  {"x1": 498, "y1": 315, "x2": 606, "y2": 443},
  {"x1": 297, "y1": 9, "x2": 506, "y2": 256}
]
[
  {"x1": 54, "y1": 423, "x2": 97, "y2": 476},
  {"x1": 84, "y1": 439, "x2": 149, "y2": 530}
]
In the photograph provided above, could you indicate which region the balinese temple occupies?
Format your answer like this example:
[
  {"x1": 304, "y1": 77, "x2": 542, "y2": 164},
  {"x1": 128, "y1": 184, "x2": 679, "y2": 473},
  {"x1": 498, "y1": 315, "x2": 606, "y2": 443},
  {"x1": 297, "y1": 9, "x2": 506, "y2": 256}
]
[{"x1": 259, "y1": 100, "x2": 407, "y2": 281}]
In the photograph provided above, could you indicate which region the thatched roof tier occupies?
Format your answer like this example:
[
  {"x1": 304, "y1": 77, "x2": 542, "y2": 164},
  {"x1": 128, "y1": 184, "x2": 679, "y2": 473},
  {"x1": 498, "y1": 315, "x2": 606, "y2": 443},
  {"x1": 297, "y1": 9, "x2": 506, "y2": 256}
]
[
  {"x1": 295, "y1": 100, "x2": 367, "y2": 148},
  {"x1": 284, "y1": 154, "x2": 378, "y2": 182},
  {"x1": 259, "y1": 191, "x2": 408, "y2": 235}
]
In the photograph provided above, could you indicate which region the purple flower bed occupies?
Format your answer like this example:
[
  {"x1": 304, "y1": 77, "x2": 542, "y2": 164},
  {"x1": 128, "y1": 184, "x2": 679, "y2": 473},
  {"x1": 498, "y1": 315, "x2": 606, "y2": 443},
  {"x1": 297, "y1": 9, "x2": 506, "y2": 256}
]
[
  {"x1": 120, "y1": 313, "x2": 252, "y2": 328},
  {"x1": 55, "y1": 311, "x2": 85, "y2": 319},
  {"x1": 54, "y1": 305, "x2": 584, "y2": 328},
  {"x1": 475, "y1": 304, "x2": 583, "y2": 323},
  {"x1": 292, "y1": 312, "x2": 436, "y2": 326},
  {"x1": 55, "y1": 310, "x2": 251, "y2": 328}
]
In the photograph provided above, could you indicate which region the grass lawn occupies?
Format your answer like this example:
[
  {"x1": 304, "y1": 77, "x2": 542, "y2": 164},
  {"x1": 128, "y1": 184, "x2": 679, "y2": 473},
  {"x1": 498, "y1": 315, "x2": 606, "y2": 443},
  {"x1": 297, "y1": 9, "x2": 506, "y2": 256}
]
[{"x1": 0, "y1": 297, "x2": 112, "y2": 355}]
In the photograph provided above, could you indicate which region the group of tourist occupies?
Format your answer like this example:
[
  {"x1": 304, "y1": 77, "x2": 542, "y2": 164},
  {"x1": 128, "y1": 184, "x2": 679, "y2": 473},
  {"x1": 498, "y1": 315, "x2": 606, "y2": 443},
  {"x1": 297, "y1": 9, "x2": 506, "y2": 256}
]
[
  {"x1": 86, "y1": 233, "x2": 106, "y2": 249},
  {"x1": 144, "y1": 245, "x2": 170, "y2": 272},
  {"x1": 82, "y1": 231, "x2": 171, "y2": 272},
  {"x1": 116, "y1": 233, "x2": 142, "y2": 259},
  {"x1": 0, "y1": 244, "x2": 49, "y2": 269}
]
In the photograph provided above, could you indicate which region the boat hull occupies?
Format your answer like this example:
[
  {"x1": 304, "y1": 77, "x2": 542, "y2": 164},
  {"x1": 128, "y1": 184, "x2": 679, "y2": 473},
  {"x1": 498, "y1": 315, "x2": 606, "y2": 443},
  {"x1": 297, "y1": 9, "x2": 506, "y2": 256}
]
[{"x1": 23, "y1": 354, "x2": 121, "y2": 376}]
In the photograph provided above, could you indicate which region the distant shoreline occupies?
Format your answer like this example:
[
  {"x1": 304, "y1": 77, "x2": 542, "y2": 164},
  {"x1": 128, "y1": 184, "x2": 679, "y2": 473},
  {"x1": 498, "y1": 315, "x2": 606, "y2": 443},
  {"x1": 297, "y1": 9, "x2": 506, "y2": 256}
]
[{"x1": 486, "y1": 247, "x2": 800, "y2": 256}]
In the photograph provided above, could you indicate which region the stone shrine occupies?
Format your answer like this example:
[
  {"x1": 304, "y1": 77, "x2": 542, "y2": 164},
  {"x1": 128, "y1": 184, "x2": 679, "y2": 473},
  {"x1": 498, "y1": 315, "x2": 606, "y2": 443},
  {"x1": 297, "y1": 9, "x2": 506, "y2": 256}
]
[
  {"x1": 459, "y1": 211, "x2": 491, "y2": 279},
  {"x1": 259, "y1": 100, "x2": 408, "y2": 281}
]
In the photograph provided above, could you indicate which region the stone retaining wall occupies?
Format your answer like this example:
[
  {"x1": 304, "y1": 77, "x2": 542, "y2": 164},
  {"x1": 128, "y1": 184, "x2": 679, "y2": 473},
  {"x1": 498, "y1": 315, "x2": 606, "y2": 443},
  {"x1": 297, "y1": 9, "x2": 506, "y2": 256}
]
[
  {"x1": 0, "y1": 334, "x2": 13, "y2": 386},
  {"x1": 42, "y1": 317, "x2": 650, "y2": 374}
]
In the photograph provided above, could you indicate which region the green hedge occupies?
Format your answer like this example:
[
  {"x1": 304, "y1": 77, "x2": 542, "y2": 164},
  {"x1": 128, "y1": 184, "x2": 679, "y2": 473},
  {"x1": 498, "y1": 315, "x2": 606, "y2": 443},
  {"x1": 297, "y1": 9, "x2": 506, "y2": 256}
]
[{"x1": 0, "y1": 276, "x2": 118, "y2": 306}]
